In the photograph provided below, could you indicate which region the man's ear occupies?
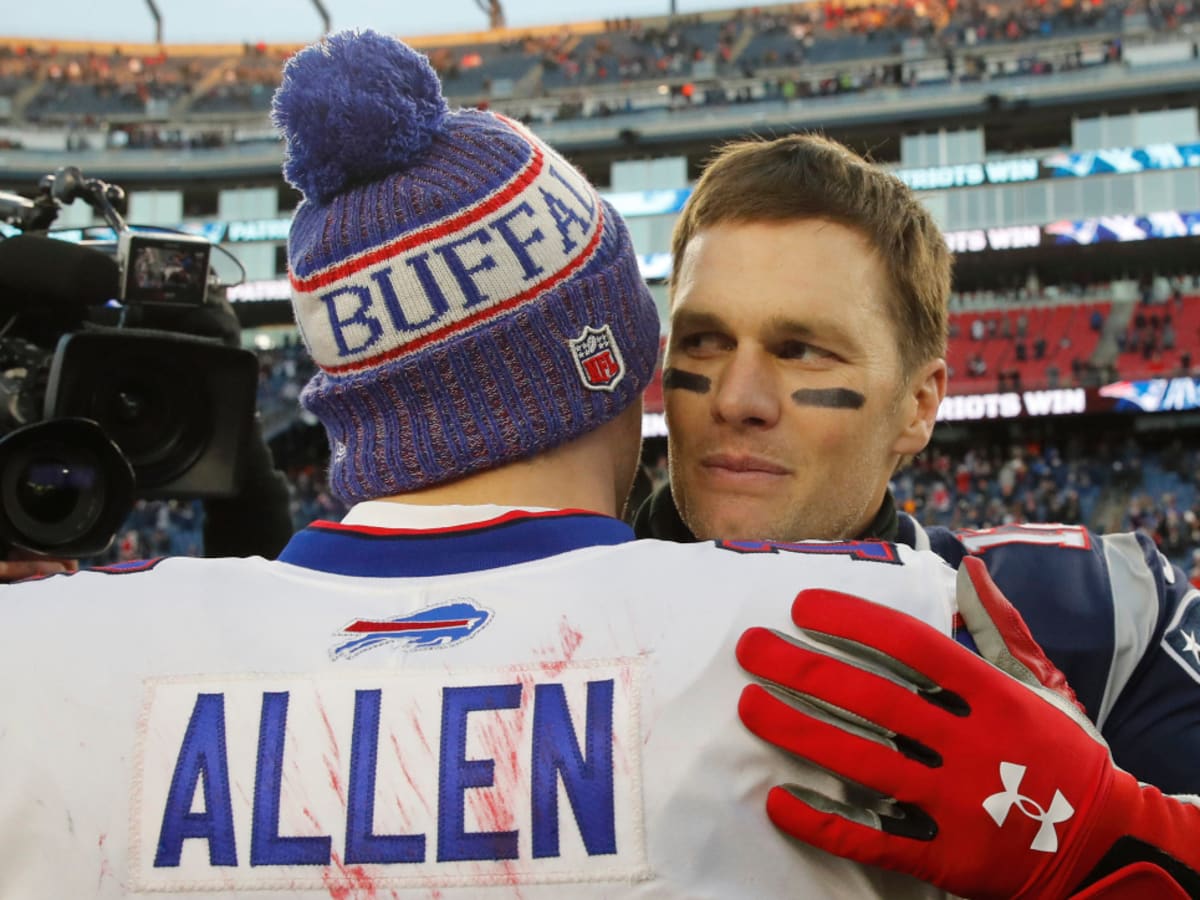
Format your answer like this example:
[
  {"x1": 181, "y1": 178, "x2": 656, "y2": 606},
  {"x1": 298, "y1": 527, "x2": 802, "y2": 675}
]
[{"x1": 893, "y1": 358, "x2": 947, "y2": 457}]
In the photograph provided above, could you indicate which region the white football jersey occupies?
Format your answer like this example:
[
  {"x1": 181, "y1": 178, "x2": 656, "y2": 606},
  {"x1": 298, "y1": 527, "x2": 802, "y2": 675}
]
[{"x1": 0, "y1": 503, "x2": 957, "y2": 899}]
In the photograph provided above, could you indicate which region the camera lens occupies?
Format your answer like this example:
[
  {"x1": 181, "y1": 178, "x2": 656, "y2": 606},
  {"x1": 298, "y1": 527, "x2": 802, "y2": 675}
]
[
  {"x1": 15, "y1": 459, "x2": 97, "y2": 527},
  {"x1": 90, "y1": 359, "x2": 207, "y2": 487},
  {"x1": 2, "y1": 445, "x2": 107, "y2": 547},
  {"x1": 102, "y1": 376, "x2": 182, "y2": 464},
  {"x1": 0, "y1": 419, "x2": 134, "y2": 557}
]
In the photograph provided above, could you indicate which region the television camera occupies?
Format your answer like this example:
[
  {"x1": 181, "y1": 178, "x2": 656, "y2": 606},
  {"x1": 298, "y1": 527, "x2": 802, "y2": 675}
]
[{"x1": 0, "y1": 167, "x2": 260, "y2": 558}]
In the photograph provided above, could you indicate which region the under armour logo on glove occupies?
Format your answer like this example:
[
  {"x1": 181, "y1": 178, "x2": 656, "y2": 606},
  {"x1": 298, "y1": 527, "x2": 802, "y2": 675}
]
[{"x1": 982, "y1": 761, "x2": 1074, "y2": 852}]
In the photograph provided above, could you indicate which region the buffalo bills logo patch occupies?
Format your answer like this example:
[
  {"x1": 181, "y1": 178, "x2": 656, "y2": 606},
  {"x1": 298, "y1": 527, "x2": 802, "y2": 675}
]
[
  {"x1": 569, "y1": 324, "x2": 625, "y2": 391},
  {"x1": 1163, "y1": 593, "x2": 1200, "y2": 684},
  {"x1": 331, "y1": 600, "x2": 492, "y2": 660}
]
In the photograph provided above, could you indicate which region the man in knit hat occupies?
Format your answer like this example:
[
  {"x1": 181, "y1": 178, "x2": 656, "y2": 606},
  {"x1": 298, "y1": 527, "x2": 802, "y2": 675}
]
[{"x1": 0, "y1": 30, "x2": 977, "y2": 898}]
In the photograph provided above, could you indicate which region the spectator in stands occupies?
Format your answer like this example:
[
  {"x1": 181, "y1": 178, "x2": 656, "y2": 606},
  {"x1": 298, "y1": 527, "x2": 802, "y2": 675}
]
[{"x1": 633, "y1": 132, "x2": 1200, "y2": 808}]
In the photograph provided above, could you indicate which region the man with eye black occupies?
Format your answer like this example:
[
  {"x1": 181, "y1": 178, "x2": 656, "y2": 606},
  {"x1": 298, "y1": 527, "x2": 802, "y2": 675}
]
[{"x1": 633, "y1": 133, "x2": 1200, "y2": 898}]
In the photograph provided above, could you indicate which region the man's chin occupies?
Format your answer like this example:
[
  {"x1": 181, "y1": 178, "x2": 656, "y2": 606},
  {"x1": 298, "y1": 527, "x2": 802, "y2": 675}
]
[{"x1": 690, "y1": 506, "x2": 790, "y2": 543}]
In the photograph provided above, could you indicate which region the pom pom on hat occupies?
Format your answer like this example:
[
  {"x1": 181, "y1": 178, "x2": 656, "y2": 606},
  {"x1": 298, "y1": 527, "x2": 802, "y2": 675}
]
[{"x1": 272, "y1": 28, "x2": 449, "y2": 203}]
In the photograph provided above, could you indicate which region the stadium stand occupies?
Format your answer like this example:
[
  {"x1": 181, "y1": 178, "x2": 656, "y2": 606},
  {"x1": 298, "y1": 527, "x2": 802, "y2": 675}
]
[
  {"x1": 1117, "y1": 280, "x2": 1200, "y2": 379},
  {"x1": 2, "y1": 0, "x2": 1195, "y2": 135}
]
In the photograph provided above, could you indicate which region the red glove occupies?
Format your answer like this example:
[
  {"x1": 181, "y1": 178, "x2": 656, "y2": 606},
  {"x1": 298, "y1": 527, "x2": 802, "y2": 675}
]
[{"x1": 736, "y1": 556, "x2": 1200, "y2": 899}]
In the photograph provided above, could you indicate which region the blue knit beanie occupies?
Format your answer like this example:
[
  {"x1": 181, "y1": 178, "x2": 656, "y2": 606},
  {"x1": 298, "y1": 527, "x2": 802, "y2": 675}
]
[{"x1": 272, "y1": 29, "x2": 660, "y2": 503}]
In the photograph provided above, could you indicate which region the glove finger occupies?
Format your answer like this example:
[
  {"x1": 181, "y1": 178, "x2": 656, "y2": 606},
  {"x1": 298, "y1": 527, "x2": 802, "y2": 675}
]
[
  {"x1": 790, "y1": 589, "x2": 981, "y2": 702},
  {"x1": 957, "y1": 556, "x2": 1086, "y2": 714},
  {"x1": 737, "y1": 626, "x2": 961, "y2": 749},
  {"x1": 738, "y1": 682, "x2": 932, "y2": 803},
  {"x1": 765, "y1": 784, "x2": 938, "y2": 874}
]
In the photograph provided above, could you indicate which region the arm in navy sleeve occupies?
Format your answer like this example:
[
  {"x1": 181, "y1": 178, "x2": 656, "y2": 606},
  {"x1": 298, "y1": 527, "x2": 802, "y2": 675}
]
[{"x1": 1096, "y1": 531, "x2": 1200, "y2": 796}]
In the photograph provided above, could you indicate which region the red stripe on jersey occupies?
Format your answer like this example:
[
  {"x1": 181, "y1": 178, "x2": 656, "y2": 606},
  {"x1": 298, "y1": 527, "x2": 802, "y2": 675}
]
[
  {"x1": 343, "y1": 618, "x2": 471, "y2": 633},
  {"x1": 309, "y1": 508, "x2": 608, "y2": 537}
]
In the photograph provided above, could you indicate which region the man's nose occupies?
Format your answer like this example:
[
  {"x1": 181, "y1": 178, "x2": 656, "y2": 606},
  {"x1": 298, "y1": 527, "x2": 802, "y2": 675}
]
[{"x1": 712, "y1": 350, "x2": 781, "y2": 427}]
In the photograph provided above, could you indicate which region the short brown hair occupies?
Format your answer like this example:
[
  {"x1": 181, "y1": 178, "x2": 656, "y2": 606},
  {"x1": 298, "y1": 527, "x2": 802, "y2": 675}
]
[{"x1": 671, "y1": 133, "x2": 951, "y2": 377}]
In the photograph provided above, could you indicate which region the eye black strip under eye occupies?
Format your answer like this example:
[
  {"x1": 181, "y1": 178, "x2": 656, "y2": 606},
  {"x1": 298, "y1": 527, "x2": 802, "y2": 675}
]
[
  {"x1": 663, "y1": 368, "x2": 711, "y2": 394},
  {"x1": 790, "y1": 388, "x2": 866, "y2": 410}
]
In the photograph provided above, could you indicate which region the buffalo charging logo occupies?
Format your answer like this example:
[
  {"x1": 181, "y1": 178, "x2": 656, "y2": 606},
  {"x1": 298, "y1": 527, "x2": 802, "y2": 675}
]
[
  {"x1": 569, "y1": 325, "x2": 625, "y2": 391},
  {"x1": 982, "y1": 761, "x2": 1074, "y2": 852},
  {"x1": 331, "y1": 600, "x2": 492, "y2": 659}
]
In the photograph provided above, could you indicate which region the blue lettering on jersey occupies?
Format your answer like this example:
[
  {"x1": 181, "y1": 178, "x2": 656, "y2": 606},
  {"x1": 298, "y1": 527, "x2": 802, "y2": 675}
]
[
  {"x1": 251, "y1": 692, "x2": 332, "y2": 866},
  {"x1": 155, "y1": 693, "x2": 238, "y2": 867},
  {"x1": 346, "y1": 689, "x2": 426, "y2": 864},
  {"x1": 531, "y1": 680, "x2": 616, "y2": 858},
  {"x1": 155, "y1": 679, "x2": 619, "y2": 870},
  {"x1": 716, "y1": 539, "x2": 903, "y2": 565},
  {"x1": 437, "y1": 684, "x2": 522, "y2": 862}
]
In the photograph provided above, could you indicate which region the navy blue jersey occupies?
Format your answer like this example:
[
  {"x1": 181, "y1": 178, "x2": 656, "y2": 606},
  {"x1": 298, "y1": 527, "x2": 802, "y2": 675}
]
[{"x1": 898, "y1": 515, "x2": 1200, "y2": 795}]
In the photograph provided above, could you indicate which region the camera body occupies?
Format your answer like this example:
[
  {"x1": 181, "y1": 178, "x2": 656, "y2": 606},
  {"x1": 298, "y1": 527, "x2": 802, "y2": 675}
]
[{"x1": 0, "y1": 168, "x2": 260, "y2": 557}]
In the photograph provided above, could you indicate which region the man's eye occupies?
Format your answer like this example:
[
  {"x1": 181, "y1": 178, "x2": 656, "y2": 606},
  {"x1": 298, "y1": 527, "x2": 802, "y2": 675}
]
[
  {"x1": 778, "y1": 340, "x2": 833, "y2": 361},
  {"x1": 677, "y1": 332, "x2": 730, "y2": 354}
]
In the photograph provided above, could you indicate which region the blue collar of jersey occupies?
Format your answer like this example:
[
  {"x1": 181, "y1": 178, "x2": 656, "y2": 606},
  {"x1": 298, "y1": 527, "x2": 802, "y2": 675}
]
[{"x1": 277, "y1": 508, "x2": 636, "y2": 577}]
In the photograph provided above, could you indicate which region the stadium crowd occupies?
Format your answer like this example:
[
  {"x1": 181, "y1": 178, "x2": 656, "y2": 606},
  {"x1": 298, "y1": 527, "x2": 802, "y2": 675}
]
[
  {"x1": 92, "y1": 339, "x2": 1200, "y2": 580},
  {"x1": 2, "y1": 0, "x2": 1196, "y2": 137},
  {"x1": 95, "y1": 421, "x2": 1200, "y2": 585},
  {"x1": 78, "y1": 267, "x2": 1200, "y2": 571}
]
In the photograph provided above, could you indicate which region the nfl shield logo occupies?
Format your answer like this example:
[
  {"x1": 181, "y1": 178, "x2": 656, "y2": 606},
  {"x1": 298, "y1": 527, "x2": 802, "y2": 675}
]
[{"x1": 569, "y1": 324, "x2": 626, "y2": 391}]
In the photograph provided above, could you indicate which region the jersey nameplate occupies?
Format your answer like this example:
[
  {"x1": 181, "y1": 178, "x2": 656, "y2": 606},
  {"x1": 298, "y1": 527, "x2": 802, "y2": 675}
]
[{"x1": 131, "y1": 660, "x2": 648, "y2": 891}]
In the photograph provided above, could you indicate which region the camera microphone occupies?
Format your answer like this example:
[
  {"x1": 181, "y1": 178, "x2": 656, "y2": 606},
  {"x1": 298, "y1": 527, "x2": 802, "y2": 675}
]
[{"x1": 0, "y1": 234, "x2": 120, "y2": 314}]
